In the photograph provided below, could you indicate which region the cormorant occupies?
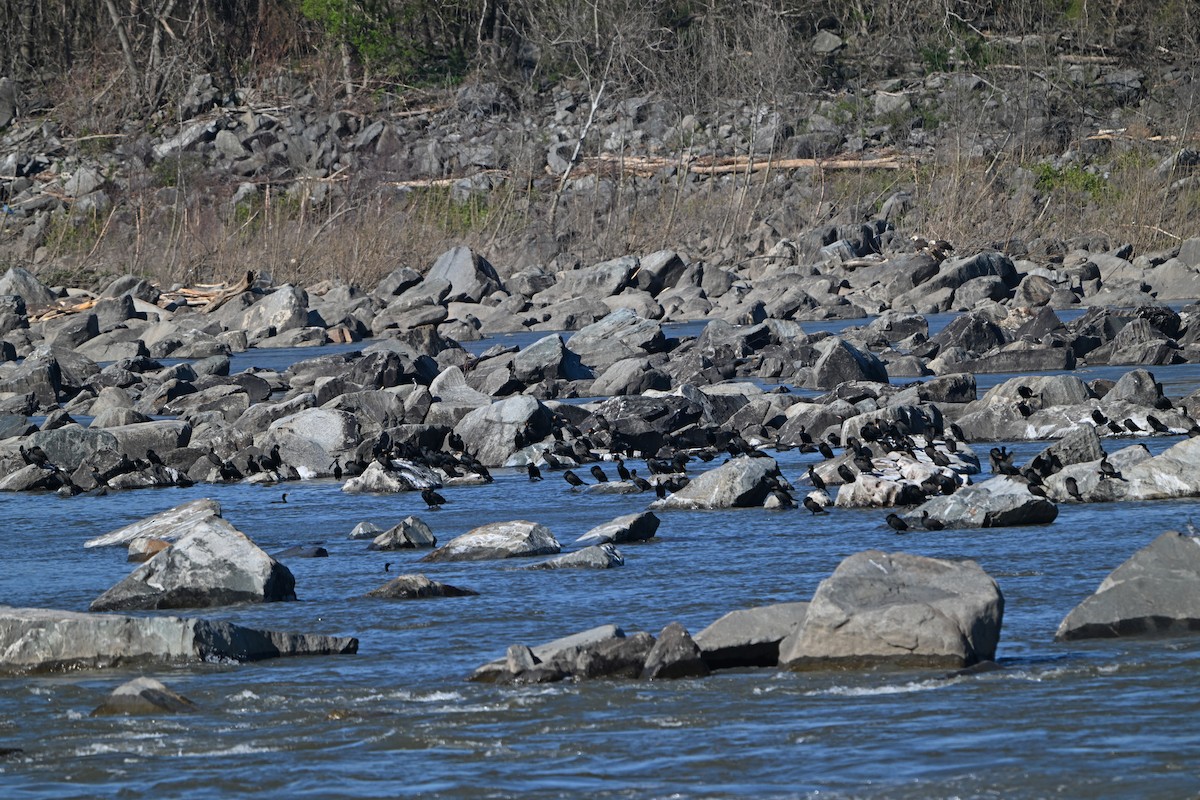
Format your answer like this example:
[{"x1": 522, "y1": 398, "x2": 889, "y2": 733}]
[
  {"x1": 1064, "y1": 476, "x2": 1082, "y2": 501},
  {"x1": 803, "y1": 496, "x2": 828, "y2": 515},
  {"x1": 1017, "y1": 385, "x2": 1034, "y2": 399},
  {"x1": 616, "y1": 459, "x2": 632, "y2": 481},
  {"x1": 527, "y1": 463, "x2": 543, "y2": 482},
  {"x1": 1091, "y1": 409, "x2": 1108, "y2": 425},
  {"x1": 817, "y1": 442, "x2": 835, "y2": 460},
  {"x1": 563, "y1": 470, "x2": 586, "y2": 488},
  {"x1": 421, "y1": 488, "x2": 447, "y2": 509},
  {"x1": 1147, "y1": 415, "x2": 1169, "y2": 433},
  {"x1": 920, "y1": 510, "x2": 944, "y2": 531},
  {"x1": 837, "y1": 464, "x2": 857, "y2": 484},
  {"x1": 886, "y1": 513, "x2": 909, "y2": 533},
  {"x1": 807, "y1": 465, "x2": 826, "y2": 492},
  {"x1": 271, "y1": 493, "x2": 288, "y2": 504},
  {"x1": 590, "y1": 465, "x2": 609, "y2": 483},
  {"x1": 1123, "y1": 418, "x2": 1143, "y2": 433},
  {"x1": 384, "y1": 562, "x2": 392, "y2": 572},
  {"x1": 330, "y1": 457, "x2": 343, "y2": 480},
  {"x1": 949, "y1": 423, "x2": 965, "y2": 441},
  {"x1": 654, "y1": 481, "x2": 667, "y2": 499}
]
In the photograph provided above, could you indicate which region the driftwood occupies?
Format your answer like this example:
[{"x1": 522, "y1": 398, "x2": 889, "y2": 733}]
[
  {"x1": 157, "y1": 270, "x2": 256, "y2": 312},
  {"x1": 29, "y1": 298, "x2": 98, "y2": 323}
]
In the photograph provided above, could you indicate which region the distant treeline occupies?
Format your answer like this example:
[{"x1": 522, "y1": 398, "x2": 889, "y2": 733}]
[{"x1": 0, "y1": 1, "x2": 1194, "y2": 111}]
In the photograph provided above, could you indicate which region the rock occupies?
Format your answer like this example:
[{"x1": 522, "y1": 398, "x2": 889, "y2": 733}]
[
  {"x1": 469, "y1": 623, "x2": 627, "y2": 683},
  {"x1": 695, "y1": 602, "x2": 810, "y2": 669},
  {"x1": 653, "y1": 456, "x2": 783, "y2": 509},
  {"x1": 272, "y1": 545, "x2": 329, "y2": 559},
  {"x1": 590, "y1": 357, "x2": 671, "y2": 396},
  {"x1": 420, "y1": 520, "x2": 560, "y2": 562},
  {"x1": 348, "y1": 521, "x2": 384, "y2": 540},
  {"x1": 452, "y1": 395, "x2": 552, "y2": 467},
  {"x1": 574, "y1": 512, "x2": 660, "y2": 545},
  {"x1": 365, "y1": 573, "x2": 478, "y2": 599},
  {"x1": 89, "y1": 518, "x2": 297, "y2": 611},
  {"x1": 235, "y1": 285, "x2": 309, "y2": 336},
  {"x1": 565, "y1": 308, "x2": 667, "y2": 371},
  {"x1": 0, "y1": 605, "x2": 357, "y2": 673},
  {"x1": 127, "y1": 538, "x2": 171, "y2": 562},
  {"x1": 526, "y1": 544, "x2": 624, "y2": 570},
  {"x1": 368, "y1": 516, "x2": 437, "y2": 549},
  {"x1": 91, "y1": 677, "x2": 197, "y2": 716},
  {"x1": 1056, "y1": 531, "x2": 1200, "y2": 640},
  {"x1": 1031, "y1": 424, "x2": 1105, "y2": 471},
  {"x1": 641, "y1": 622, "x2": 709, "y2": 680},
  {"x1": 809, "y1": 337, "x2": 888, "y2": 389},
  {"x1": 425, "y1": 246, "x2": 503, "y2": 302},
  {"x1": 908, "y1": 476, "x2": 1058, "y2": 529},
  {"x1": 0, "y1": 267, "x2": 57, "y2": 311},
  {"x1": 265, "y1": 408, "x2": 360, "y2": 478},
  {"x1": 84, "y1": 499, "x2": 223, "y2": 548},
  {"x1": 341, "y1": 460, "x2": 441, "y2": 493},
  {"x1": 779, "y1": 550, "x2": 1004, "y2": 669},
  {"x1": 510, "y1": 334, "x2": 590, "y2": 383}
]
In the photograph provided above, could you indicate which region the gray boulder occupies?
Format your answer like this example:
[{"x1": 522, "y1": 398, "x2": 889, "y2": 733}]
[
  {"x1": 420, "y1": 520, "x2": 560, "y2": 562},
  {"x1": 89, "y1": 518, "x2": 297, "y2": 611},
  {"x1": 780, "y1": 550, "x2": 1004, "y2": 669},
  {"x1": 264, "y1": 408, "x2": 360, "y2": 477},
  {"x1": 695, "y1": 602, "x2": 810, "y2": 669},
  {"x1": 0, "y1": 606, "x2": 357, "y2": 673},
  {"x1": 566, "y1": 308, "x2": 667, "y2": 371},
  {"x1": 809, "y1": 337, "x2": 888, "y2": 389},
  {"x1": 235, "y1": 284, "x2": 309, "y2": 335},
  {"x1": 1056, "y1": 531, "x2": 1200, "y2": 640},
  {"x1": 575, "y1": 512, "x2": 660, "y2": 545},
  {"x1": 469, "y1": 623, "x2": 627, "y2": 683},
  {"x1": 341, "y1": 460, "x2": 441, "y2": 493},
  {"x1": 641, "y1": 622, "x2": 710, "y2": 680},
  {"x1": 0, "y1": 267, "x2": 57, "y2": 311},
  {"x1": 365, "y1": 573, "x2": 478, "y2": 599},
  {"x1": 84, "y1": 498, "x2": 223, "y2": 548},
  {"x1": 91, "y1": 677, "x2": 197, "y2": 716},
  {"x1": 453, "y1": 395, "x2": 552, "y2": 467},
  {"x1": 510, "y1": 334, "x2": 590, "y2": 383},
  {"x1": 653, "y1": 456, "x2": 783, "y2": 509},
  {"x1": 368, "y1": 516, "x2": 437, "y2": 549},
  {"x1": 526, "y1": 544, "x2": 624, "y2": 570},
  {"x1": 908, "y1": 476, "x2": 1058, "y2": 529},
  {"x1": 425, "y1": 246, "x2": 503, "y2": 303}
]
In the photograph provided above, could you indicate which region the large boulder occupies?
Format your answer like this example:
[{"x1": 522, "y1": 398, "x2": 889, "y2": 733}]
[
  {"x1": 510, "y1": 334, "x2": 590, "y2": 383},
  {"x1": 0, "y1": 606, "x2": 357, "y2": 673},
  {"x1": 420, "y1": 520, "x2": 560, "y2": 562},
  {"x1": 84, "y1": 498, "x2": 222, "y2": 548},
  {"x1": 89, "y1": 518, "x2": 297, "y2": 611},
  {"x1": 453, "y1": 395, "x2": 553, "y2": 467},
  {"x1": 236, "y1": 285, "x2": 309, "y2": 335},
  {"x1": 0, "y1": 267, "x2": 57, "y2": 311},
  {"x1": 566, "y1": 308, "x2": 667, "y2": 371},
  {"x1": 341, "y1": 460, "x2": 441, "y2": 494},
  {"x1": 264, "y1": 408, "x2": 360, "y2": 477},
  {"x1": 1056, "y1": 531, "x2": 1200, "y2": 640},
  {"x1": 575, "y1": 512, "x2": 660, "y2": 545},
  {"x1": 525, "y1": 544, "x2": 624, "y2": 570},
  {"x1": 808, "y1": 337, "x2": 888, "y2": 389},
  {"x1": 695, "y1": 602, "x2": 810, "y2": 669},
  {"x1": 425, "y1": 246, "x2": 503, "y2": 303},
  {"x1": 367, "y1": 516, "x2": 437, "y2": 549},
  {"x1": 653, "y1": 456, "x2": 783, "y2": 509},
  {"x1": 907, "y1": 476, "x2": 1058, "y2": 529},
  {"x1": 779, "y1": 550, "x2": 1004, "y2": 669},
  {"x1": 640, "y1": 622, "x2": 709, "y2": 680}
]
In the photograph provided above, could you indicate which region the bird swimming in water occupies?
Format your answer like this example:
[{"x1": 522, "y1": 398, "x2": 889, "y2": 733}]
[
  {"x1": 590, "y1": 465, "x2": 609, "y2": 483},
  {"x1": 421, "y1": 488, "x2": 447, "y2": 509},
  {"x1": 886, "y1": 513, "x2": 909, "y2": 533},
  {"x1": 271, "y1": 493, "x2": 288, "y2": 504},
  {"x1": 920, "y1": 510, "x2": 944, "y2": 531},
  {"x1": 527, "y1": 463, "x2": 543, "y2": 482},
  {"x1": 803, "y1": 496, "x2": 828, "y2": 515},
  {"x1": 384, "y1": 562, "x2": 392, "y2": 572},
  {"x1": 563, "y1": 470, "x2": 586, "y2": 488}
]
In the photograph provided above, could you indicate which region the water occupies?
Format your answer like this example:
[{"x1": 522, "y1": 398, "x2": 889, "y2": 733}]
[{"x1": 4, "y1": 437, "x2": 1200, "y2": 797}]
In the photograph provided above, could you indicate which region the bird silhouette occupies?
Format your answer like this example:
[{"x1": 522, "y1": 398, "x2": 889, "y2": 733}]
[
  {"x1": 590, "y1": 465, "x2": 609, "y2": 483},
  {"x1": 803, "y1": 496, "x2": 828, "y2": 515},
  {"x1": 837, "y1": 464, "x2": 856, "y2": 484},
  {"x1": 886, "y1": 513, "x2": 909, "y2": 533},
  {"x1": 421, "y1": 488, "x2": 447, "y2": 509},
  {"x1": 1064, "y1": 476, "x2": 1082, "y2": 501},
  {"x1": 807, "y1": 465, "x2": 826, "y2": 492},
  {"x1": 920, "y1": 510, "x2": 944, "y2": 531},
  {"x1": 527, "y1": 463, "x2": 543, "y2": 481},
  {"x1": 563, "y1": 470, "x2": 586, "y2": 488},
  {"x1": 616, "y1": 459, "x2": 631, "y2": 481},
  {"x1": 270, "y1": 493, "x2": 288, "y2": 504}
]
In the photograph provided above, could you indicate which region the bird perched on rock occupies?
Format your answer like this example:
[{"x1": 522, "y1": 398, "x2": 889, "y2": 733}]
[
  {"x1": 1017, "y1": 385, "x2": 1035, "y2": 399},
  {"x1": 1147, "y1": 415, "x2": 1170, "y2": 433},
  {"x1": 837, "y1": 464, "x2": 857, "y2": 484},
  {"x1": 527, "y1": 463, "x2": 543, "y2": 482},
  {"x1": 1091, "y1": 409, "x2": 1108, "y2": 425},
  {"x1": 563, "y1": 470, "x2": 586, "y2": 489},
  {"x1": 590, "y1": 465, "x2": 609, "y2": 483},
  {"x1": 1064, "y1": 476, "x2": 1083, "y2": 501},
  {"x1": 886, "y1": 513, "x2": 909, "y2": 533},
  {"x1": 616, "y1": 459, "x2": 631, "y2": 481},
  {"x1": 421, "y1": 488, "x2": 447, "y2": 509},
  {"x1": 807, "y1": 465, "x2": 826, "y2": 492},
  {"x1": 920, "y1": 510, "x2": 944, "y2": 531},
  {"x1": 818, "y1": 442, "x2": 835, "y2": 460},
  {"x1": 1099, "y1": 457, "x2": 1123, "y2": 480},
  {"x1": 803, "y1": 496, "x2": 828, "y2": 515}
]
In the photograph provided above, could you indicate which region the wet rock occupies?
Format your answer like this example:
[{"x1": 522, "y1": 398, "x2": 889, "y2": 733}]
[
  {"x1": 91, "y1": 677, "x2": 197, "y2": 716},
  {"x1": 653, "y1": 456, "x2": 783, "y2": 510},
  {"x1": 341, "y1": 460, "x2": 441, "y2": 493},
  {"x1": 575, "y1": 512, "x2": 660, "y2": 546},
  {"x1": 695, "y1": 602, "x2": 809, "y2": 670},
  {"x1": 127, "y1": 538, "x2": 171, "y2": 562},
  {"x1": 779, "y1": 550, "x2": 1004, "y2": 669},
  {"x1": 89, "y1": 518, "x2": 296, "y2": 611},
  {"x1": 421, "y1": 520, "x2": 560, "y2": 562},
  {"x1": 84, "y1": 498, "x2": 223, "y2": 548},
  {"x1": 368, "y1": 515, "x2": 437, "y2": 549},
  {"x1": 347, "y1": 521, "x2": 383, "y2": 540},
  {"x1": 907, "y1": 476, "x2": 1058, "y2": 529},
  {"x1": 365, "y1": 573, "x2": 478, "y2": 599},
  {"x1": 526, "y1": 544, "x2": 624, "y2": 570},
  {"x1": 641, "y1": 622, "x2": 709, "y2": 680},
  {"x1": 469, "y1": 623, "x2": 626, "y2": 683},
  {"x1": 1056, "y1": 531, "x2": 1200, "y2": 640},
  {"x1": 0, "y1": 605, "x2": 357, "y2": 673},
  {"x1": 273, "y1": 545, "x2": 329, "y2": 559}
]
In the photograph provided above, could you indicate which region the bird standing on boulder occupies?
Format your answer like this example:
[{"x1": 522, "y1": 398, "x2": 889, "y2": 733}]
[
  {"x1": 590, "y1": 465, "x2": 609, "y2": 483},
  {"x1": 563, "y1": 470, "x2": 586, "y2": 489},
  {"x1": 803, "y1": 496, "x2": 828, "y2": 515}
]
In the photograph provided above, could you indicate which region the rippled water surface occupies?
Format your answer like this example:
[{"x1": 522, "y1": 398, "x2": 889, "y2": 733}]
[{"x1": 5, "y1": 331, "x2": 1200, "y2": 798}]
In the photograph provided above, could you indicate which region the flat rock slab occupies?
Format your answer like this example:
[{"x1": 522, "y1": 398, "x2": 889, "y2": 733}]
[
  {"x1": 780, "y1": 549, "x2": 1004, "y2": 669},
  {"x1": 84, "y1": 498, "x2": 222, "y2": 548},
  {"x1": 1057, "y1": 531, "x2": 1200, "y2": 640},
  {"x1": 0, "y1": 606, "x2": 357, "y2": 674},
  {"x1": 907, "y1": 475, "x2": 1058, "y2": 529},
  {"x1": 420, "y1": 520, "x2": 560, "y2": 562}
]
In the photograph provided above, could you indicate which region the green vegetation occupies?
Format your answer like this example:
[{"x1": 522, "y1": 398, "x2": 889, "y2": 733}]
[{"x1": 1033, "y1": 163, "x2": 1110, "y2": 200}]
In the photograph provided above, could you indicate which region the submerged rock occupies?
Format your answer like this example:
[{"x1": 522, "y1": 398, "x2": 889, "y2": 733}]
[
  {"x1": 0, "y1": 606, "x2": 357, "y2": 673},
  {"x1": 420, "y1": 520, "x2": 560, "y2": 562},
  {"x1": 1056, "y1": 531, "x2": 1200, "y2": 640},
  {"x1": 779, "y1": 550, "x2": 1004, "y2": 669},
  {"x1": 525, "y1": 544, "x2": 624, "y2": 570},
  {"x1": 574, "y1": 512, "x2": 660, "y2": 545},
  {"x1": 907, "y1": 476, "x2": 1058, "y2": 529},
  {"x1": 91, "y1": 677, "x2": 197, "y2": 716},
  {"x1": 365, "y1": 573, "x2": 478, "y2": 599}
]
